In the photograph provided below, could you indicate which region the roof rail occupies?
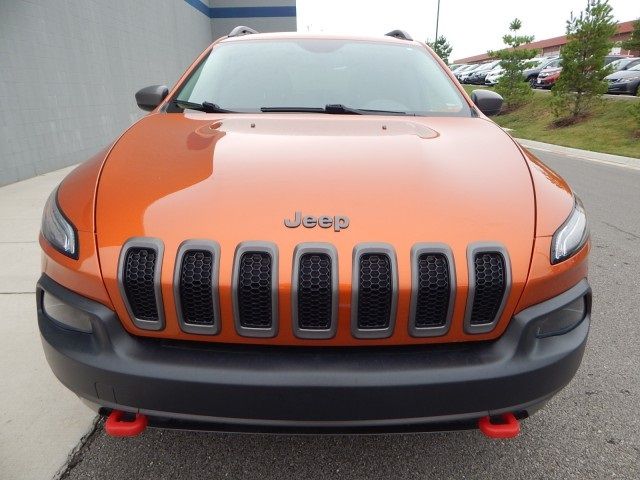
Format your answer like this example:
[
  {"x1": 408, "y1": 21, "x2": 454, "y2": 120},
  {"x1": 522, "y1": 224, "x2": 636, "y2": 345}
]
[
  {"x1": 228, "y1": 26, "x2": 259, "y2": 38},
  {"x1": 385, "y1": 30, "x2": 413, "y2": 41}
]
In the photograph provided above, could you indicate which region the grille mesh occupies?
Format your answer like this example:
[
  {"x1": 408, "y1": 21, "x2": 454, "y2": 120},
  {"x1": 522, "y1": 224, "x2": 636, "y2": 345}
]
[
  {"x1": 123, "y1": 248, "x2": 158, "y2": 321},
  {"x1": 297, "y1": 253, "x2": 332, "y2": 330},
  {"x1": 414, "y1": 253, "x2": 450, "y2": 328},
  {"x1": 237, "y1": 251, "x2": 273, "y2": 328},
  {"x1": 470, "y1": 252, "x2": 506, "y2": 325},
  {"x1": 357, "y1": 253, "x2": 393, "y2": 329},
  {"x1": 179, "y1": 250, "x2": 215, "y2": 326}
]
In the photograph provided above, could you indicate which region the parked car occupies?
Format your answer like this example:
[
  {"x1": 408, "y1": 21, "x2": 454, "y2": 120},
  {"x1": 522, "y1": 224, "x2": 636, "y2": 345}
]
[
  {"x1": 523, "y1": 57, "x2": 559, "y2": 86},
  {"x1": 535, "y1": 58, "x2": 562, "y2": 89},
  {"x1": 37, "y1": 27, "x2": 591, "y2": 439},
  {"x1": 456, "y1": 63, "x2": 482, "y2": 83},
  {"x1": 485, "y1": 67, "x2": 504, "y2": 86},
  {"x1": 605, "y1": 63, "x2": 640, "y2": 95},
  {"x1": 608, "y1": 57, "x2": 640, "y2": 72},
  {"x1": 467, "y1": 60, "x2": 501, "y2": 84},
  {"x1": 448, "y1": 63, "x2": 465, "y2": 72},
  {"x1": 604, "y1": 54, "x2": 633, "y2": 66}
]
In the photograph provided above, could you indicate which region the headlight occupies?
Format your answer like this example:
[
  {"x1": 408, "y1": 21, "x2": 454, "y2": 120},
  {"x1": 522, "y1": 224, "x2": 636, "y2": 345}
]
[
  {"x1": 41, "y1": 188, "x2": 78, "y2": 259},
  {"x1": 551, "y1": 198, "x2": 588, "y2": 264}
]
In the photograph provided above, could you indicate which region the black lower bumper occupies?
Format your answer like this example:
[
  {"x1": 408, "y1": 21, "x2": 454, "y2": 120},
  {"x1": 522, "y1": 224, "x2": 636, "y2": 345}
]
[{"x1": 37, "y1": 275, "x2": 591, "y2": 433}]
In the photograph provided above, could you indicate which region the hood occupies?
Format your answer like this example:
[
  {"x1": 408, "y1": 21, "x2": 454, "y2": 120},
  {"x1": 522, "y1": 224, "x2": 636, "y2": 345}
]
[
  {"x1": 95, "y1": 112, "x2": 536, "y2": 343},
  {"x1": 540, "y1": 67, "x2": 562, "y2": 75},
  {"x1": 96, "y1": 113, "x2": 534, "y2": 254},
  {"x1": 606, "y1": 69, "x2": 640, "y2": 80}
]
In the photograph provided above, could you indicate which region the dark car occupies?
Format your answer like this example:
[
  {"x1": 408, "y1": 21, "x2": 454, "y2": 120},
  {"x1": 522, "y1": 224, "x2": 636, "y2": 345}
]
[
  {"x1": 605, "y1": 63, "x2": 640, "y2": 95},
  {"x1": 523, "y1": 57, "x2": 559, "y2": 86},
  {"x1": 467, "y1": 60, "x2": 500, "y2": 85}
]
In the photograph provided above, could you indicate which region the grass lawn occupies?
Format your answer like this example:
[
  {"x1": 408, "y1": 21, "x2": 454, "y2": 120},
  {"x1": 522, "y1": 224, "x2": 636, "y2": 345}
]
[{"x1": 462, "y1": 85, "x2": 640, "y2": 158}]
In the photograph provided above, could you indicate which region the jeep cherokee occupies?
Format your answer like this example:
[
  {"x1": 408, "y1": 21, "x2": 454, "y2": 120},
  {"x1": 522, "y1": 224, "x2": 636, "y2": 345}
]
[{"x1": 37, "y1": 28, "x2": 591, "y2": 438}]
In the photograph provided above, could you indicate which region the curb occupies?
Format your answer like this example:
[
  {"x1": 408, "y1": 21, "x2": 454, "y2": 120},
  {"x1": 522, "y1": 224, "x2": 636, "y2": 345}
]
[{"x1": 515, "y1": 138, "x2": 640, "y2": 170}]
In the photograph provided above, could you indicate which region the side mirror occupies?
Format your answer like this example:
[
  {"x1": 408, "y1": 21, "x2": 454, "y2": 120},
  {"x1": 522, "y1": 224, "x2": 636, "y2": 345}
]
[
  {"x1": 471, "y1": 89, "x2": 503, "y2": 116},
  {"x1": 135, "y1": 85, "x2": 169, "y2": 111}
]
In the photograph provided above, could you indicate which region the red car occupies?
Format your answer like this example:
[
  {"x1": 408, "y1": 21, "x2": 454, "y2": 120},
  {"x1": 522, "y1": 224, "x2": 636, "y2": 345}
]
[{"x1": 535, "y1": 59, "x2": 562, "y2": 89}]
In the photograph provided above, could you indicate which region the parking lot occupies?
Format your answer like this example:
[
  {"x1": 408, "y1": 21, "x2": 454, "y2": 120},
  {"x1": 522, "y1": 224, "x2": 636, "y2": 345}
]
[{"x1": 48, "y1": 148, "x2": 638, "y2": 480}]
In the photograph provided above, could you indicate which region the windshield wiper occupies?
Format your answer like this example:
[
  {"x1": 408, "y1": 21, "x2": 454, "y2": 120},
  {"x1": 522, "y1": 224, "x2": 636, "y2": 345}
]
[
  {"x1": 172, "y1": 100, "x2": 236, "y2": 113},
  {"x1": 260, "y1": 104, "x2": 408, "y2": 115},
  {"x1": 260, "y1": 106, "x2": 328, "y2": 113}
]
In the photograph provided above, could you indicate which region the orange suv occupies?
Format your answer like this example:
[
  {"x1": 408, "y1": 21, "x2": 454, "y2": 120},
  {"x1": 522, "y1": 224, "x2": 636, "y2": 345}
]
[{"x1": 37, "y1": 28, "x2": 590, "y2": 438}]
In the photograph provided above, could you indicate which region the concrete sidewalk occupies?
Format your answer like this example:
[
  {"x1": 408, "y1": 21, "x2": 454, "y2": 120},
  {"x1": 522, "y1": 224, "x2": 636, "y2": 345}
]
[
  {"x1": 516, "y1": 138, "x2": 640, "y2": 170},
  {"x1": 0, "y1": 165, "x2": 95, "y2": 480}
]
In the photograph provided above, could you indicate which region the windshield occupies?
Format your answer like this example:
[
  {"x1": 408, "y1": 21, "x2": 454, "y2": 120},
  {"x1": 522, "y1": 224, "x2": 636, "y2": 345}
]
[
  {"x1": 173, "y1": 39, "x2": 470, "y2": 116},
  {"x1": 629, "y1": 63, "x2": 640, "y2": 72},
  {"x1": 544, "y1": 59, "x2": 561, "y2": 69},
  {"x1": 610, "y1": 58, "x2": 628, "y2": 70}
]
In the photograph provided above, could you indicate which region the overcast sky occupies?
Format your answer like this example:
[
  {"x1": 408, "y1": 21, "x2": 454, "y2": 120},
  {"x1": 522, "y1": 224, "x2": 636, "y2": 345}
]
[{"x1": 296, "y1": 0, "x2": 638, "y2": 61}]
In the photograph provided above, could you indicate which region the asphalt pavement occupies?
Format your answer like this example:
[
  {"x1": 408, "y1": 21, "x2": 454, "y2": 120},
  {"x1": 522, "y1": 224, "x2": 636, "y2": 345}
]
[{"x1": 53, "y1": 149, "x2": 640, "y2": 479}]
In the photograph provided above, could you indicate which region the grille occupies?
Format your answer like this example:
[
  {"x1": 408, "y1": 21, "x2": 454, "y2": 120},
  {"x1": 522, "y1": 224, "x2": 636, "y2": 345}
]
[
  {"x1": 297, "y1": 253, "x2": 333, "y2": 330},
  {"x1": 414, "y1": 253, "x2": 450, "y2": 328},
  {"x1": 123, "y1": 248, "x2": 158, "y2": 321},
  {"x1": 470, "y1": 252, "x2": 506, "y2": 325},
  {"x1": 357, "y1": 253, "x2": 393, "y2": 329},
  {"x1": 237, "y1": 251, "x2": 273, "y2": 328},
  {"x1": 179, "y1": 250, "x2": 215, "y2": 326}
]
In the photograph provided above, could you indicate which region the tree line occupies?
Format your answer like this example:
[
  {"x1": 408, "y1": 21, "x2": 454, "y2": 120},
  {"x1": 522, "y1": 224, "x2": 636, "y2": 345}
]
[{"x1": 429, "y1": 0, "x2": 640, "y2": 133}]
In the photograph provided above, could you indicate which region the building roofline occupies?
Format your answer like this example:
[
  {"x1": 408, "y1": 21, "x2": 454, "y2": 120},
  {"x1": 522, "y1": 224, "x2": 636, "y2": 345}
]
[{"x1": 453, "y1": 20, "x2": 635, "y2": 64}]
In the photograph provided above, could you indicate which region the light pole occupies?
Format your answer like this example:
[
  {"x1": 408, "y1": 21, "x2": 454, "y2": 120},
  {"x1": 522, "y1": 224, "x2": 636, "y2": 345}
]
[{"x1": 434, "y1": 0, "x2": 441, "y2": 44}]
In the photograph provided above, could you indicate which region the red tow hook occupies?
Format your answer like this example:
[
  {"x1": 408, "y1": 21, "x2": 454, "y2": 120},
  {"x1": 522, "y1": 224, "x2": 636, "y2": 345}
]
[
  {"x1": 105, "y1": 410, "x2": 148, "y2": 437},
  {"x1": 478, "y1": 413, "x2": 520, "y2": 439}
]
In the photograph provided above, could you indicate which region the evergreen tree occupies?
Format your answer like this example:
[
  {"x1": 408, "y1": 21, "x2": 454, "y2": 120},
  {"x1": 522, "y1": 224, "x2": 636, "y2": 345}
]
[
  {"x1": 551, "y1": 0, "x2": 617, "y2": 123},
  {"x1": 428, "y1": 36, "x2": 453, "y2": 65},
  {"x1": 488, "y1": 19, "x2": 538, "y2": 111}
]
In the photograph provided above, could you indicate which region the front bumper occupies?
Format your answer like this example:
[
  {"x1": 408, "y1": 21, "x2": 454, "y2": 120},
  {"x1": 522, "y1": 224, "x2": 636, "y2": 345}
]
[
  {"x1": 38, "y1": 274, "x2": 591, "y2": 433},
  {"x1": 535, "y1": 77, "x2": 557, "y2": 88},
  {"x1": 607, "y1": 81, "x2": 639, "y2": 94}
]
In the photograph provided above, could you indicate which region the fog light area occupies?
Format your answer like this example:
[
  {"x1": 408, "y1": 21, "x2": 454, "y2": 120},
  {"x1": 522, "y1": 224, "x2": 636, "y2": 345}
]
[
  {"x1": 42, "y1": 292, "x2": 93, "y2": 333},
  {"x1": 536, "y1": 297, "x2": 586, "y2": 338}
]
